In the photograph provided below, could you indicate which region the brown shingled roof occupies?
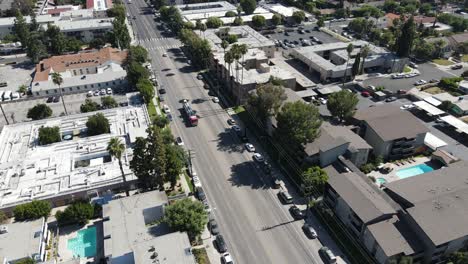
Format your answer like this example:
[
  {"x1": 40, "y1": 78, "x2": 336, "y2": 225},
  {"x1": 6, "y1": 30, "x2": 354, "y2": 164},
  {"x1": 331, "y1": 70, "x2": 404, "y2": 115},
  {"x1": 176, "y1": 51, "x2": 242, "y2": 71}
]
[{"x1": 33, "y1": 48, "x2": 128, "y2": 83}]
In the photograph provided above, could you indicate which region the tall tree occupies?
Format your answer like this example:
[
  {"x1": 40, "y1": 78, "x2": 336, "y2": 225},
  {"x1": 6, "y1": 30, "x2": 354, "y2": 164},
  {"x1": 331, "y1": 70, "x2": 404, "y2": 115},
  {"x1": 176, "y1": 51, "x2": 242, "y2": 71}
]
[
  {"x1": 351, "y1": 52, "x2": 361, "y2": 78},
  {"x1": 342, "y1": 43, "x2": 354, "y2": 85},
  {"x1": 302, "y1": 166, "x2": 328, "y2": 196},
  {"x1": 162, "y1": 198, "x2": 208, "y2": 238},
  {"x1": 326, "y1": 90, "x2": 359, "y2": 122},
  {"x1": 111, "y1": 18, "x2": 131, "y2": 49},
  {"x1": 27, "y1": 104, "x2": 52, "y2": 120},
  {"x1": 128, "y1": 45, "x2": 149, "y2": 64},
  {"x1": 86, "y1": 113, "x2": 110, "y2": 136},
  {"x1": 396, "y1": 16, "x2": 416, "y2": 57},
  {"x1": 52, "y1": 72, "x2": 68, "y2": 115},
  {"x1": 272, "y1": 14, "x2": 282, "y2": 26},
  {"x1": 292, "y1": 11, "x2": 306, "y2": 24},
  {"x1": 46, "y1": 25, "x2": 67, "y2": 55},
  {"x1": 359, "y1": 45, "x2": 370, "y2": 74},
  {"x1": 136, "y1": 79, "x2": 155, "y2": 104},
  {"x1": 247, "y1": 82, "x2": 286, "y2": 125},
  {"x1": 107, "y1": 137, "x2": 130, "y2": 196},
  {"x1": 165, "y1": 144, "x2": 185, "y2": 188},
  {"x1": 275, "y1": 101, "x2": 322, "y2": 145},
  {"x1": 252, "y1": 15, "x2": 266, "y2": 29},
  {"x1": 27, "y1": 32, "x2": 47, "y2": 63},
  {"x1": 13, "y1": 11, "x2": 30, "y2": 48},
  {"x1": 240, "y1": 0, "x2": 256, "y2": 15}
]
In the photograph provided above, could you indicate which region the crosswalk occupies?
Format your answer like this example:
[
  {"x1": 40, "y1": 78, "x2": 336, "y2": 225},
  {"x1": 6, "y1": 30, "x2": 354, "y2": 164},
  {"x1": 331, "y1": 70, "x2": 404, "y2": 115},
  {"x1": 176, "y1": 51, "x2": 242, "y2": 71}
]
[{"x1": 136, "y1": 37, "x2": 182, "y2": 51}]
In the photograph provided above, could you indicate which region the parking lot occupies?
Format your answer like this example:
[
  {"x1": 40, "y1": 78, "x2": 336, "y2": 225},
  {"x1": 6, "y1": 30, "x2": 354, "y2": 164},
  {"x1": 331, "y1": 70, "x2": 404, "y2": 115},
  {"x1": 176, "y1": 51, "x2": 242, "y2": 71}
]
[
  {"x1": 0, "y1": 62, "x2": 34, "y2": 95},
  {"x1": 265, "y1": 25, "x2": 341, "y2": 49},
  {"x1": 362, "y1": 63, "x2": 457, "y2": 93},
  {"x1": 0, "y1": 92, "x2": 129, "y2": 127}
]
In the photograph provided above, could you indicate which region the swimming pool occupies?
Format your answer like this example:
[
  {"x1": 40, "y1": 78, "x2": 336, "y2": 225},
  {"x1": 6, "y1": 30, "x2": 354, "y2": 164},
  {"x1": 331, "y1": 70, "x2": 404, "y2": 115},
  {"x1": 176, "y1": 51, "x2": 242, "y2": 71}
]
[
  {"x1": 376, "y1": 178, "x2": 387, "y2": 185},
  {"x1": 67, "y1": 226, "x2": 97, "y2": 258},
  {"x1": 396, "y1": 164, "x2": 434, "y2": 179}
]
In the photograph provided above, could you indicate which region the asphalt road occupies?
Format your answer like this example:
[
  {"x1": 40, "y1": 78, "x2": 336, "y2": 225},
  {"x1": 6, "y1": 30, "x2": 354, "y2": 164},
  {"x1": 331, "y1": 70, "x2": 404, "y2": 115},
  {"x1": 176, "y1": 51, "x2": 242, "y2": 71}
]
[{"x1": 125, "y1": 0, "x2": 342, "y2": 263}]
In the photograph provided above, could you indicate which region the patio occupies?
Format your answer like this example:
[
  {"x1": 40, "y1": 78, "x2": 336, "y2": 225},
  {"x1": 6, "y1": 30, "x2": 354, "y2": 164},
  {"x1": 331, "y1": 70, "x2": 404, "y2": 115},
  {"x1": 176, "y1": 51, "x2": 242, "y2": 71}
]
[{"x1": 368, "y1": 156, "x2": 434, "y2": 186}]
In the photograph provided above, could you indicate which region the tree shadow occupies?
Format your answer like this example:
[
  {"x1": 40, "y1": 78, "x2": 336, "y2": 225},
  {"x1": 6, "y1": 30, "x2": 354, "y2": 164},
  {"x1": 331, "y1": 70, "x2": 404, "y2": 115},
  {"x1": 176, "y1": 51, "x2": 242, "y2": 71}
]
[
  {"x1": 191, "y1": 98, "x2": 207, "y2": 104},
  {"x1": 216, "y1": 129, "x2": 244, "y2": 153},
  {"x1": 228, "y1": 161, "x2": 270, "y2": 190}
]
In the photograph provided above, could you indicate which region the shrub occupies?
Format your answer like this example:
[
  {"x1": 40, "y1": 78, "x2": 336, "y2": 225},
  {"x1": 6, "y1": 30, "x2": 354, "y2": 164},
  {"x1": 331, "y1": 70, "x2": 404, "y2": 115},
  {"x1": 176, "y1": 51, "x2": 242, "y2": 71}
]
[
  {"x1": 38, "y1": 126, "x2": 61, "y2": 145},
  {"x1": 360, "y1": 163, "x2": 376, "y2": 174},
  {"x1": 14, "y1": 200, "x2": 51, "y2": 221},
  {"x1": 27, "y1": 104, "x2": 52, "y2": 120},
  {"x1": 56, "y1": 200, "x2": 94, "y2": 226},
  {"x1": 225, "y1": 11, "x2": 236, "y2": 17},
  {"x1": 80, "y1": 99, "x2": 100, "y2": 113},
  {"x1": 86, "y1": 113, "x2": 110, "y2": 136}
]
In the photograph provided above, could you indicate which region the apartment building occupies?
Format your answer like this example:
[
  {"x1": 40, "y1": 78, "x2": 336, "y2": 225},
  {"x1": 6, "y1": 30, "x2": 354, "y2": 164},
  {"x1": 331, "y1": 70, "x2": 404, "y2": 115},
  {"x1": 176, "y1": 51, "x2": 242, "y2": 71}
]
[
  {"x1": 353, "y1": 105, "x2": 429, "y2": 160},
  {"x1": 31, "y1": 47, "x2": 128, "y2": 96}
]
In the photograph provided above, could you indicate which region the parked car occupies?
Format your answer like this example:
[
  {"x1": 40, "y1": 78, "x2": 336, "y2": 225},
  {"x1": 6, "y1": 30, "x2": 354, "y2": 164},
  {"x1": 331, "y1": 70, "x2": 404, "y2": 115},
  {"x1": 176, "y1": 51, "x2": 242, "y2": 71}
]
[
  {"x1": 163, "y1": 104, "x2": 170, "y2": 113},
  {"x1": 252, "y1": 153, "x2": 264, "y2": 162},
  {"x1": 46, "y1": 96, "x2": 54, "y2": 103},
  {"x1": 87, "y1": 91, "x2": 93, "y2": 97},
  {"x1": 159, "y1": 88, "x2": 166, "y2": 94},
  {"x1": 451, "y1": 64, "x2": 463, "y2": 70},
  {"x1": 409, "y1": 62, "x2": 418, "y2": 68},
  {"x1": 212, "y1": 97, "x2": 219, "y2": 103},
  {"x1": 245, "y1": 143, "x2": 255, "y2": 152},
  {"x1": 221, "y1": 252, "x2": 234, "y2": 264},
  {"x1": 278, "y1": 190, "x2": 293, "y2": 204},
  {"x1": 385, "y1": 96, "x2": 397, "y2": 102},
  {"x1": 162, "y1": 53, "x2": 167, "y2": 57},
  {"x1": 227, "y1": 118, "x2": 236, "y2": 125},
  {"x1": 361, "y1": 91, "x2": 370, "y2": 97},
  {"x1": 100, "y1": 89, "x2": 106, "y2": 95},
  {"x1": 302, "y1": 223, "x2": 318, "y2": 239},
  {"x1": 197, "y1": 74, "x2": 203, "y2": 80},
  {"x1": 429, "y1": 79, "x2": 439, "y2": 83},
  {"x1": 318, "y1": 97, "x2": 327, "y2": 105},
  {"x1": 208, "y1": 217, "x2": 220, "y2": 235},
  {"x1": 414, "y1": 79, "x2": 427, "y2": 86},
  {"x1": 53, "y1": 96, "x2": 60, "y2": 103},
  {"x1": 232, "y1": 125, "x2": 242, "y2": 133},
  {"x1": 196, "y1": 186, "x2": 206, "y2": 201},
  {"x1": 397, "y1": 89, "x2": 407, "y2": 95},
  {"x1": 319, "y1": 247, "x2": 337, "y2": 264},
  {"x1": 176, "y1": 136, "x2": 184, "y2": 145},
  {"x1": 289, "y1": 205, "x2": 305, "y2": 220},
  {"x1": 93, "y1": 90, "x2": 100, "y2": 96},
  {"x1": 192, "y1": 176, "x2": 202, "y2": 187},
  {"x1": 106, "y1": 88, "x2": 113, "y2": 94},
  {"x1": 215, "y1": 235, "x2": 228, "y2": 253}
]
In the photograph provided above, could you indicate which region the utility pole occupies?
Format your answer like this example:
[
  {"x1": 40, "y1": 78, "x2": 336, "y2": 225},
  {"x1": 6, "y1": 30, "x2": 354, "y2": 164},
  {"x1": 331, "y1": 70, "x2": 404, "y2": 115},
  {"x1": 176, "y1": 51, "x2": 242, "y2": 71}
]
[
  {"x1": 0, "y1": 104, "x2": 8, "y2": 125},
  {"x1": 187, "y1": 149, "x2": 195, "y2": 175}
]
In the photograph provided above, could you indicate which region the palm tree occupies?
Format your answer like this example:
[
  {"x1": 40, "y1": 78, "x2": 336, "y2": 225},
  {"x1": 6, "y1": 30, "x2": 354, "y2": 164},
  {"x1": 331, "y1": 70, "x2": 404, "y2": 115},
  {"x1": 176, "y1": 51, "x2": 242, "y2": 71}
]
[
  {"x1": 51, "y1": 72, "x2": 68, "y2": 115},
  {"x1": 221, "y1": 40, "x2": 229, "y2": 78},
  {"x1": 238, "y1": 44, "x2": 248, "y2": 86},
  {"x1": 342, "y1": 43, "x2": 354, "y2": 86},
  {"x1": 359, "y1": 45, "x2": 370, "y2": 75},
  {"x1": 107, "y1": 137, "x2": 130, "y2": 197},
  {"x1": 225, "y1": 50, "x2": 234, "y2": 96}
]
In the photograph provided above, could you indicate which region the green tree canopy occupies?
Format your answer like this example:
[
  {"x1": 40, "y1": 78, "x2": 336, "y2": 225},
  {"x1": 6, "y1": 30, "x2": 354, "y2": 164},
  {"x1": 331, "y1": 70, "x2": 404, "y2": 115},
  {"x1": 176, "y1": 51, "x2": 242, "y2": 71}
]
[
  {"x1": 101, "y1": 96, "x2": 118, "y2": 109},
  {"x1": 275, "y1": 101, "x2": 322, "y2": 145},
  {"x1": 126, "y1": 61, "x2": 149, "y2": 88},
  {"x1": 448, "y1": 251, "x2": 468, "y2": 264},
  {"x1": 56, "y1": 200, "x2": 94, "y2": 226},
  {"x1": 252, "y1": 15, "x2": 266, "y2": 28},
  {"x1": 413, "y1": 41, "x2": 435, "y2": 61},
  {"x1": 225, "y1": 11, "x2": 237, "y2": 17},
  {"x1": 15, "y1": 258, "x2": 35, "y2": 264},
  {"x1": 233, "y1": 17, "x2": 243, "y2": 26},
  {"x1": 326, "y1": 90, "x2": 359, "y2": 122},
  {"x1": 165, "y1": 144, "x2": 185, "y2": 188},
  {"x1": 46, "y1": 25, "x2": 67, "y2": 55},
  {"x1": 106, "y1": 4, "x2": 126, "y2": 19},
  {"x1": 272, "y1": 14, "x2": 282, "y2": 26},
  {"x1": 86, "y1": 113, "x2": 110, "y2": 136},
  {"x1": 128, "y1": 45, "x2": 149, "y2": 64},
  {"x1": 317, "y1": 17, "x2": 325, "y2": 28},
  {"x1": 292, "y1": 11, "x2": 306, "y2": 24},
  {"x1": 111, "y1": 17, "x2": 131, "y2": 49},
  {"x1": 136, "y1": 79, "x2": 155, "y2": 104},
  {"x1": 206, "y1": 17, "x2": 224, "y2": 28},
  {"x1": 247, "y1": 82, "x2": 286, "y2": 125},
  {"x1": 27, "y1": 104, "x2": 52, "y2": 120},
  {"x1": 14, "y1": 200, "x2": 51, "y2": 221},
  {"x1": 240, "y1": 0, "x2": 256, "y2": 15},
  {"x1": 80, "y1": 99, "x2": 100, "y2": 113},
  {"x1": 163, "y1": 198, "x2": 208, "y2": 238},
  {"x1": 154, "y1": 115, "x2": 169, "y2": 128},
  {"x1": 38, "y1": 126, "x2": 61, "y2": 145},
  {"x1": 302, "y1": 166, "x2": 328, "y2": 194},
  {"x1": 178, "y1": 29, "x2": 211, "y2": 69},
  {"x1": 13, "y1": 11, "x2": 30, "y2": 48},
  {"x1": 396, "y1": 16, "x2": 416, "y2": 57}
]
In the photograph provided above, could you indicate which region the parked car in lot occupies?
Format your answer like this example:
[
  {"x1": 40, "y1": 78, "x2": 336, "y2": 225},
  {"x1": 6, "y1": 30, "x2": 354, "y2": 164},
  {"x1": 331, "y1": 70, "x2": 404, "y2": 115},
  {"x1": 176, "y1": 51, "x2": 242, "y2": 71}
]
[
  {"x1": 192, "y1": 176, "x2": 202, "y2": 187},
  {"x1": 245, "y1": 143, "x2": 255, "y2": 152},
  {"x1": 319, "y1": 247, "x2": 337, "y2": 264},
  {"x1": 106, "y1": 88, "x2": 113, "y2": 95},
  {"x1": 159, "y1": 88, "x2": 166, "y2": 94},
  {"x1": 53, "y1": 96, "x2": 60, "y2": 103},
  {"x1": 221, "y1": 252, "x2": 234, "y2": 264},
  {"x1": 289, "y1": 205, "x2": 305, "y2": 220},
  {"x1": 212, "y1": 97, "x2": 219, "y2": 103},
  {"x1": 208, "y1": 217, "x2": 220, "y2": 235},
  {"x1": 227, "y1": 118, "x2": 236, "y2": 125},
  {"x1": 163, "y1": 104, "x2": 170, "y2": 113},
  {"x1": 252, "y1": 153, "x2": 264, "y2": 162},
  {"x1": 93, "y1": 90, "x2": 100, "y2": 96},
  {"x1": 87, "y1": 91, "x2": 93, "y2": 97},
  {"x1": 414, "y1": 79, "x2": 427, "y2": 86},
  {"x1": 278, "y1": 190, "x2": 293, "y2": 204},
  {"x1": 46, "y1": 96, "x2": 54, "y2": 103},
  {"x1": 302, "y1": 223, "x2": 318, "y2": 239},
  {"x1": 361, "y1": 91, "x2": 370, "y2": 97},
  {"x1": 215, "y1": 235, "x2": 228, "y2": 253},
  {"x1": 100, "y1": 89, "x2": 106, "y2": 95},
  {"x1": 451, "y1": 64, "x2": 463, "y2": 70},
  {"x1": 318, "y1": 97, "x2": 327, "y2": 105},
  {"x1": 196, "y1": 186, "x2": 206, "y2": 201},
  {"x1": 400, "y1": 104, "x2": 415, "y2": 110}
]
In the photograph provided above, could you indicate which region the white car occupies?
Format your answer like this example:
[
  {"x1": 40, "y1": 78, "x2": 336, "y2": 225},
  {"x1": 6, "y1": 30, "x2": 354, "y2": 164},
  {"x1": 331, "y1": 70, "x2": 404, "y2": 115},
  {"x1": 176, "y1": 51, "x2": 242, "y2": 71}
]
[
  {"x1": 221, "y1": 252, "x2": 234, "y2": 264},
  {"x1": 93, "y1": 90, "x2": 100, "y2": 96},
  {"x1": 163, "y1": 104, "x2": 170, "y2": 113},
  {"x1": 162, "y1": 53, "x2": 167, "y2": 57},
  {"x1": 318, "y1": 97, "x2": 327, "y2": 105},
  {"x1": 414, "y1": 80, "x2": 427, "y2": 86},
  {"x1": 253, "y1": 153, "x2": 264, "y2": 162},
  {"x1": 145, "y1": 64, "x2": 152, "y2": 70},
  {"x1": 245, "y1": 143, "x2": 255, "y2": 152},
  {"x1": 106, "y1": 88, "x2": 113, "y2": 95},
  {"x1": 400, "y1": 104, "x2": 415, "y2": 110},
  {"x1": 100, "y1": 89, "x2": 106, "y2": 95},
  {"x1": 87, "y1": 91, "x2": 93, "y2": 97},
  {"x1": 192, "y1": 176, "x2": 202, "y2": 187},
  {"x1": 212, "y1": 97, "x2": 219, "y2": 103}
]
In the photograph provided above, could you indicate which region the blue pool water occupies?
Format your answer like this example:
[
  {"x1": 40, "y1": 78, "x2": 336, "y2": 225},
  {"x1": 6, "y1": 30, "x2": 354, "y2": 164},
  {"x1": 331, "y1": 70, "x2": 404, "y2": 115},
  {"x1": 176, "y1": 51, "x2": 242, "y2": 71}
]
[
  {"x1": 376, "y1": 178, "x2": 387, "y2": 185},
  {"x1": 396, "y1": 164, "x2": 434, "y2": 179},
  {"x1": 67, "y1": 226, "x2": 97, "y2": 258}
]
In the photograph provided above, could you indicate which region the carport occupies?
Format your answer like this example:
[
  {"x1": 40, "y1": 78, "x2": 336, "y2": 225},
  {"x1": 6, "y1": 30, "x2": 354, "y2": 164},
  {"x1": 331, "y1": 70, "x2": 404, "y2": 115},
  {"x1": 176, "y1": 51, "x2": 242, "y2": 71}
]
[
  {"x1": 315, "y1": 85, "x2": 341, "y2": 96},
  {"x1": 439, "y1": 115, "x2": 468, "y2": 135},
  {"x1": 295, "y1": 89, "x2": 317, "y2": 99},
  {"x1": 413, "y1": 101, "x2": 445, "y2": 116},
  {"x1": 423, "y1": 97, "x2": 442, "y2": 107}
]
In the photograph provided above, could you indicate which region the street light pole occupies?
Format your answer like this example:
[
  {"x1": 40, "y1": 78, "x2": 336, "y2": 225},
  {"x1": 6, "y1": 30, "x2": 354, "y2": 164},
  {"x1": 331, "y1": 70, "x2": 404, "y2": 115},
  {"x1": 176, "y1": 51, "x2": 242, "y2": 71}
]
[{"x1": 0, "y1": 104, "x2": 8, "y2": 125}]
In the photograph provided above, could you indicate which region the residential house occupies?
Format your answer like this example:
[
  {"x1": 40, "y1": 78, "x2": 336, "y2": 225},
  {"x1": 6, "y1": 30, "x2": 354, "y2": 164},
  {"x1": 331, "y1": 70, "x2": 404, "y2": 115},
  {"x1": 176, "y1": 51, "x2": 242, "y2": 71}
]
[{"x1": 353, "y1": 105, "x2": 429, "y2": 160}]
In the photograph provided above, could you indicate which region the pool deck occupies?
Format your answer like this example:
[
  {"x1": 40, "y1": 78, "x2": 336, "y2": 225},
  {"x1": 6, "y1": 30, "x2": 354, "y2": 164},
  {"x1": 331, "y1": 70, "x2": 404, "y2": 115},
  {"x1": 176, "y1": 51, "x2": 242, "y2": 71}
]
[
  {"x1": 368, "y1": 157, "x2": 433, "y2": 186},
  {"x1": 57, "y1": 219, "x2": 102, "y2": 263}
]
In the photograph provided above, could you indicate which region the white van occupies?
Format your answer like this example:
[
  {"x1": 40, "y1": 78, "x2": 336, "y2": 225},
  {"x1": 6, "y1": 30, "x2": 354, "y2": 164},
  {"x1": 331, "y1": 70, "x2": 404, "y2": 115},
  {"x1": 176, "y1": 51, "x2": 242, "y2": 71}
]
[{"x1": 2, "y1": 91, "x2": 11, "y2": 101}]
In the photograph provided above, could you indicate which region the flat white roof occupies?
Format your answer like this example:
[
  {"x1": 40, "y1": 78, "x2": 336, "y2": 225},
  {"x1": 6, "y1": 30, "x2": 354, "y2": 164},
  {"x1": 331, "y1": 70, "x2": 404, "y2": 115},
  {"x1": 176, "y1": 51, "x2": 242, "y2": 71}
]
[
  {"x1": 440, "y1": 115, "x2": 468, "y2": 134},
  {"x1": 424, "y1": 96, "x2": 442, "y2": 106},
  {"x1": 413, "y1": 101, "x2": 445, "y2": 116},
  {"x1": 424, "y1": 132, "x2": 447, "y2": 150},
  {"x1": 0, "y1": 106, "x2": 150, "y2": 209},
  {"x1": 0, "y1": 218, "x2": 45, "y2": 262}
]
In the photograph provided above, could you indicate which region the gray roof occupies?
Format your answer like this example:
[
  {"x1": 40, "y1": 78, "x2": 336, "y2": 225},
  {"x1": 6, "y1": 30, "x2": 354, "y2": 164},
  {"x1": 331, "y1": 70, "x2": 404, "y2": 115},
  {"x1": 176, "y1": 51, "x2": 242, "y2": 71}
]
[
  {"x1": 366, "y1": 216, "x2": 421, "y2": 257},
  {"x1": 355, "y1": 105, "x2": 428, "y2": 141},
  {"x1": 133, "y1": 232, "x2": 195, "y2": 264},
  {"x1": 0, "y1": 218, "x2": 45, "y2": 262},
  {"x1": 384, "y1": 161, "x2": 468, "y2": 246},
  {"x1": 103, "y1": 191, "x2": 169, "y2": 264},
  {"x1": 325, "y1": 165, "x2": 397, "y2": 223},
  {"x1": 304, "y1": 122, "x2": 371, "y2": 156}
]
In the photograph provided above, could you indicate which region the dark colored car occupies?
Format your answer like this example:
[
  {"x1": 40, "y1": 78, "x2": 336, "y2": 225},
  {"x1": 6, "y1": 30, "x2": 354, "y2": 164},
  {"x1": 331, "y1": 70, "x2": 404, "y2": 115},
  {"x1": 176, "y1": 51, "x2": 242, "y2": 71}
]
[
  {"x1": 159, "y1": 88, "x2": 166, "y2": 94},
  {"x1": 46, "y1": 96, "x2": 54, "y2": 103},
  {"x1": 53, "y1": 96, "x2": 60, "y2": 103},
  {"x1": 215, "y1": 235, "x2": 228, "y2": 253},
  {"x1": 196, "y1": 186, "x2": 206, "y2": 201},
  {"x1": 227, "y1": 118, "x2": 236, "y2": 125},
  {"x1": 278, "y1": 191, "x2": 293, "y2": 204},
  {"x1": 159, "y1": 95, "x2": 165, "y2": 102},
  {"x1": 208, "y1": 217, "x2": 220, "y2": 235},
  {"x1": 361, "y1": 91, "x2": 370, "y2": 97},
  {"x1": 397, "y1": 89, "x2": 407, "y2": 94},
  {"x1": 289, "y1": 205, "x2": 305, "y2": 220},
  {"x1": 451, "y1": 64, "x2": 463, "y2": 70}
]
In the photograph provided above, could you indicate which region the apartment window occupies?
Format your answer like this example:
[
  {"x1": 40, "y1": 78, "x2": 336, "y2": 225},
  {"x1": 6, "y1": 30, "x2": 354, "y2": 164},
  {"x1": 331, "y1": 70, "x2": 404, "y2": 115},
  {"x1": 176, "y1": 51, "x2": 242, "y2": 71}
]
[
  {"x1": 73, "y1": 70, "x2": 77, "y2": 75},
  {"x1": 36, "y1": 92, "x2": 39, "y2": 96},
  {"x1": 62, "y1": 88, "x2": 65, "y2": 92},
  {"x1": 84, "y1": 85, "x2": 87, "y2": 89},
  {"x1": 77, "y1": 86, "x2": 80, "y2": 90},
  {"x1": 112, "y1": 81, "x2": 116, "y2": 85},
  {"x1": 91, "y1": 84, "x2": 94, "y2": 88},
  {"x1": 69, "y1": 87, "x2": 73, "y2": 91},
  {"x1": 86, "y1": 68, "x2": 90, "y2": 74},
  {"x1": 54, "y1": 89, "x2": 57, "y2": 93},
  {"x1": 80, "y1": 69, "x2": 83, "y2": 74},
  {"x1": 45, "y1": 90, "x2": 49, "y2": 94},
  {"x1": 106, "y1": 82, "x2": 109, "y2": 86},
  {"x1": 98, "y1": 83, "x2": 101, "y2": 87}
]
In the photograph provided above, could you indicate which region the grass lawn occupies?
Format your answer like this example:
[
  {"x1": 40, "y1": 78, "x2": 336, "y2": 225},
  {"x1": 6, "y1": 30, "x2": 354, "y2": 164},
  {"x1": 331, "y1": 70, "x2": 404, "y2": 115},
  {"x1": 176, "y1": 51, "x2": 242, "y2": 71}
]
[
  {"x1": 147, "y1": 101, "x2": 157, "y2": 120},
  {"x1": 233, "y1": 105, "x2": 245, "y2": 114},
  {"x1": 462, "y1": 54, "x2": 468, "y2": 62},
  {"x1": 432, "y1": 59, "x2": 454, "y2": 66},
  {"x1": 184, "y1": 173, "x2": 194, "y2": 193},
  {"x1": 192, "y1": 248, "x2": 210, "y2": 264},
  {"x1": 424, "y1": 87, "x2": 444, "y2": 94},
  {"x1": 403, "y1": 65, "x2": 412, "y2": 73}
]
